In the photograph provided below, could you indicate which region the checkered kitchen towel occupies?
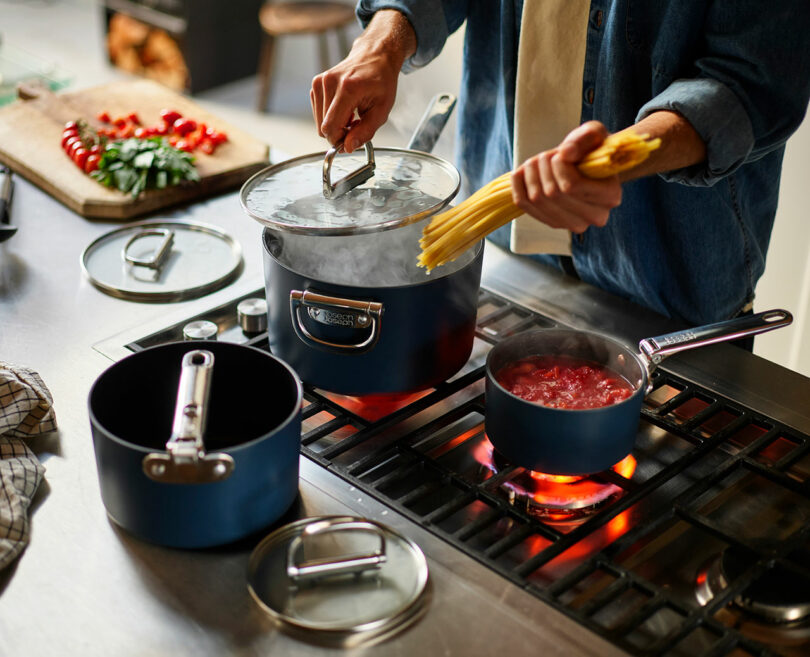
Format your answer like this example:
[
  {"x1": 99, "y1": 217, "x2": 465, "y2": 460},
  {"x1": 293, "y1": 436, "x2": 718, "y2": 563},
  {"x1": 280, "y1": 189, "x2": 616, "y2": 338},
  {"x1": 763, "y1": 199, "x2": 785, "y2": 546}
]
[{"x1": 0, "y1": 361, "x2": 55, "y2": 570}]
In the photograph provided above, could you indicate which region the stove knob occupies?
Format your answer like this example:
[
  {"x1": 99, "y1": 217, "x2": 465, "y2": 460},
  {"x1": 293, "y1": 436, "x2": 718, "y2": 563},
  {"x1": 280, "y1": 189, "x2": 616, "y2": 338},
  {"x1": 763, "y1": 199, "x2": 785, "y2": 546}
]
[
  {"x1": 237, "y1": 298, "x2": 268, "y2": 334},
  {"x1": 183, "y1": 320, "x2": 218, "y2": 341}
]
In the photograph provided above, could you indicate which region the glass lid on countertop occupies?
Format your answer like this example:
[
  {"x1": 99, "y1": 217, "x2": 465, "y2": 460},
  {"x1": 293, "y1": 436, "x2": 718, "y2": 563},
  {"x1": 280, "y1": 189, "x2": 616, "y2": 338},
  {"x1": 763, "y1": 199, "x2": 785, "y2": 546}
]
[
  {"x1": 247, "y1": 516, "x2": 429, "y2": 647},
  {"x1": 81, "y1": 219, "x2": 243, "y2": 302},
  {"x1": 239, "y1": 142, "x2": 460, "y2": 236}
]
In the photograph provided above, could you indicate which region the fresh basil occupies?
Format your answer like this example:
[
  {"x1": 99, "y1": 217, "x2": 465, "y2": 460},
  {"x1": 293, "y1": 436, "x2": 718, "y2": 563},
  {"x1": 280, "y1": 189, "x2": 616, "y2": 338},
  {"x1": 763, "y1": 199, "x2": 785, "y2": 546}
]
[{"x1": 91, "y1": 137, "x2": 200, "y2": 198}]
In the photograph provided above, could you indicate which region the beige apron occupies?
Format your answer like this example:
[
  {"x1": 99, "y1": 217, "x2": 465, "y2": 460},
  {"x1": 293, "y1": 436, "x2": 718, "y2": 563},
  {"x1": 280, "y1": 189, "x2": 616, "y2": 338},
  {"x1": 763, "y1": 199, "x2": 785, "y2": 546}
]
[{"x1": 510, "y1": 0, "x2": 590, "y2": 255}]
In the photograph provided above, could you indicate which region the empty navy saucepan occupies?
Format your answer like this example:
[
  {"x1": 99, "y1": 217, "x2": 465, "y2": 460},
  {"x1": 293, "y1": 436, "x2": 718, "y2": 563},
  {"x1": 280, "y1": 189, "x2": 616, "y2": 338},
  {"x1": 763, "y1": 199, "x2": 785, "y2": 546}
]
[{"x1": 88, "y1": 340, "x2": 302, "y2": 548}]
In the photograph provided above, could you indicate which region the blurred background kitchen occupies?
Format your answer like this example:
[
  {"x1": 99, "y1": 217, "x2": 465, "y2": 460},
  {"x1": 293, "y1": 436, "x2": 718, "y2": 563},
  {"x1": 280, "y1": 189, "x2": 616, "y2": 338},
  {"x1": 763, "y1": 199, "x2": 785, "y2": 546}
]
[{"x1": 2, "y1": 0, "x2": 808, "y2": 375}]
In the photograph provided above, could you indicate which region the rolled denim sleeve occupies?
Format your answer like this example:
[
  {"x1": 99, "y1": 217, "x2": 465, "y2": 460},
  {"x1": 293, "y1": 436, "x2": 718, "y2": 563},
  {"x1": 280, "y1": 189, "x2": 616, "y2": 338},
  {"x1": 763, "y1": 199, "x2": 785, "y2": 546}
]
[
  {"x1": 636, "y1": 78, "x2": 755, "y2": 186},
  {"x1": 356, "y1": 0, "x2": 468, "y2": 72},
  {"x1": 637, "y1": 0, "x2": 810, "y2": 187}
]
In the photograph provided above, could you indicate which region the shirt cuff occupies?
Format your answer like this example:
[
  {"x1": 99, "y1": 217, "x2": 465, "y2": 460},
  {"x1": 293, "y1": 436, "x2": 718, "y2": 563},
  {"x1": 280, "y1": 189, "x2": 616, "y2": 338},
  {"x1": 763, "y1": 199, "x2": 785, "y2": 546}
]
[
  {"x1": 356, "y1": 0, "x2": 449, "y2": 72},
  {"x1": 636, "y1": 78, "x2": 755, "y2": 187}
]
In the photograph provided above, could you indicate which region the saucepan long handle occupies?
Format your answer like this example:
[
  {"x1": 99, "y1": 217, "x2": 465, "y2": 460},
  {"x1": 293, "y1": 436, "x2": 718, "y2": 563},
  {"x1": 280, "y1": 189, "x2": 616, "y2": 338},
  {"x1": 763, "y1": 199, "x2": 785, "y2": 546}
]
[{"x1": 638, "y1": 308, "x2": 793, "y2": 368}]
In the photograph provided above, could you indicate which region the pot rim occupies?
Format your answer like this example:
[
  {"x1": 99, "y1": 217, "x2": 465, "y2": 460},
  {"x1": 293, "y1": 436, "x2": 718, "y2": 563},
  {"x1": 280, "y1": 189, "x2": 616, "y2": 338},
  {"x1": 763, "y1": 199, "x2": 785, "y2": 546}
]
[
  {"x1": 240, "y1": 147, "x2": 461, "y2": 237},
  {"x1": 88, "y1": 341, "x2": 303, "y2": 454},
  {"x1": 262, "y1": 226, "x2": 484, "y2": 288},
  {"x1": 485, "y1": 327, "x2": 648, "y2": 413}
]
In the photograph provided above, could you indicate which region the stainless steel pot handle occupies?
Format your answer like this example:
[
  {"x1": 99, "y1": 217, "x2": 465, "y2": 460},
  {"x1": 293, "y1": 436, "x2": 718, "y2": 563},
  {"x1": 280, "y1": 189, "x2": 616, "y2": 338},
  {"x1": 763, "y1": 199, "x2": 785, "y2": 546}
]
[
  {"x1": 122, "y1": 228, "x2": 174, "y2": 271},
  {"x1": 638, "y1": 309, "x2": 793, "y2": 370},
  {"x1": 286, "y1": 518, "x2": 387, "y2": 586},
  {"x1": 142, "y1": 349, "x2": 235, "y2": 484},
  {"x1": 290, "y1": 289, "x2": 383, "y2": 353},
  {"x1": 322, "y1": 140, "x2": 376, "y2": 199}
]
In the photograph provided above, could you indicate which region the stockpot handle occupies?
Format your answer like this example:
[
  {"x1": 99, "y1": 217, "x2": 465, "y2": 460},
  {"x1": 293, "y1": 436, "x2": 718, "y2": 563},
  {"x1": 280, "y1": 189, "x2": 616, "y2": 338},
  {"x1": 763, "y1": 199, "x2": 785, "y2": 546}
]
[
  {"x1": 322, "y1": 141, "x2": 376, "y2": 199},
  {"x1": 286, "y1": 518, "x2": 387, "y2": 586},
  {"x1": 142, "y1": 349, "x2": 235, "y2": 484},
  {"x1": 290, "y1": 289, "x2": 383, "y2": 353},
  {"x1": 638, "y1": 309, "x2": 793, "y2": 370}
]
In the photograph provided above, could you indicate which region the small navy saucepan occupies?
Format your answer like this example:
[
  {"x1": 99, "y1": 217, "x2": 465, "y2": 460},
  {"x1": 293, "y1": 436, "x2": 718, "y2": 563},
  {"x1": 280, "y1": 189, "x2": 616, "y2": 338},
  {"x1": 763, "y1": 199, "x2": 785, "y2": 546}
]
[
  {"x1": 88, "y1": 341, "x2": 302, "y2": 548},
  {"x1": 485, "y1": 309, "x2": 792, "y2": 476}
]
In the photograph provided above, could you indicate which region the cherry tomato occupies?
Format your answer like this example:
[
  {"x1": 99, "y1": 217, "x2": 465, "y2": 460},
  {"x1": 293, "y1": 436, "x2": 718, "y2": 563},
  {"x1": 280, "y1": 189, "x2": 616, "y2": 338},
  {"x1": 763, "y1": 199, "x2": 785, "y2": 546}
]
[
  {"x1": 89, "y1": 144, "x2": 103, "y2": 155},
  {"x1": 113, "y1": 117, "x2": 128, "y2": 128},
  {"x1": 85, "y1": 154, "x2": 101, "y2": 173},
  {"x1": 118, "y1": 124, "x2": 135, "y2": 138},
  {"x1": 160, "y1": 109, "x2": 182, "y2": 125},
  {"x1": 64, "y1": 121, "x2": 78, "y2": 131},
  {"x1": 127, "y1": 112, "x2": 141, "y2": 125},
  {"x1": 73, "y1": 148, "x2": 89, "y2": 169},
  {"x1": 62, "y1": 131, "x2": 79, "y2": 148},
  {"x1": 152, "y1": 123, "x2": 168, "y2": 135},
  {"x1": 65, "y1": 137, "x2": 82, "y2": 154},
  {"x1": 199, "y1": 140, "x2": 215, "y2": 155},
  {"x1": 175, "y1": 139, "x2": 193, "y2": 152},
  {"x1": 133, "y1": 127, "x2": 150, "y2": 139},
  {"x1": 96, "y1": 112, "x2": 111, "y2": 124},
  {"x1": 172, "y1": 118, "x2": 197, "y2": 136},
  {"x1": 208, "y1": 130, "x2": 228, "y2": 145}
]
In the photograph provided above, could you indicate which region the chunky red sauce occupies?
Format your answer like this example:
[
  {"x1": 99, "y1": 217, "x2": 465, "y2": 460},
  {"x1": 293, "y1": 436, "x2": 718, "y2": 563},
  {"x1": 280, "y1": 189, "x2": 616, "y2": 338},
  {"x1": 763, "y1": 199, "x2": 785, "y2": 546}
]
[{"x1": 495, "y1": 355, "x2": 634, "y2": 410}]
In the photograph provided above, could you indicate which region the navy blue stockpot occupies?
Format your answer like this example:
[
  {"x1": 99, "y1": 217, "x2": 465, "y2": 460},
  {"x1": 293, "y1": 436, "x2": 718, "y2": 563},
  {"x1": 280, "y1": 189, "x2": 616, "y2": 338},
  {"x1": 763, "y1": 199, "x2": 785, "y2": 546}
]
[
  {"x1": 262, "y1": 227, "x2": 483, "y2": 396},
  {"x1": 88, "y1": 341, "x2": 302, "y2": 548}
]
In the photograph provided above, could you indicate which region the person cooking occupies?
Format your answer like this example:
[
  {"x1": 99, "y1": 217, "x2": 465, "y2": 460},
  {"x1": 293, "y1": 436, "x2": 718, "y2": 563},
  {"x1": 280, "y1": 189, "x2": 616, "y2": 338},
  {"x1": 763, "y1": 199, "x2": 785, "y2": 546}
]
[{"x1": 310, "y1": 1, "x2": 810, "y2": 333}]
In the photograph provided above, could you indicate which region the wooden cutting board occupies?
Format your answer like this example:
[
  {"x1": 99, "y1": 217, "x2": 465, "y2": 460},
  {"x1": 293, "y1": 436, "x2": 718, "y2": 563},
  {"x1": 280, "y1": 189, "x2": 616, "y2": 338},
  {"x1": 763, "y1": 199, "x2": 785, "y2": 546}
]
[{"x1": 0, "y1": 79, "x2": 270, "y2": 219}]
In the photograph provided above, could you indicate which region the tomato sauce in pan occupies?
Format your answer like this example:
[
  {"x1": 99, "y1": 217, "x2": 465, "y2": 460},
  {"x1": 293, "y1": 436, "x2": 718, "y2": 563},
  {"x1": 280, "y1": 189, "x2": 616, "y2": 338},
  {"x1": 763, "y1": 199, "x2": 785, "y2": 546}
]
[{"x1": 495, "y1": 355, "x2": 635, "y2": 410}]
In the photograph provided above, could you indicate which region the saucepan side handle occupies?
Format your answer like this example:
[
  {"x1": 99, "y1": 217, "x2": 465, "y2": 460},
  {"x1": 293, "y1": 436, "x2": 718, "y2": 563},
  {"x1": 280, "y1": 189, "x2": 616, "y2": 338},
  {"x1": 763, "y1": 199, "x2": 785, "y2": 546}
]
[
  {"x1": 638, "y1": 308, "x2": 793, "y2": 370},
  {"x1": 286, "y1": 518, "x2": 387, "y2": 586},
  {"x1": 290, "y1": 289, "x2": 383, "y2": 353}
]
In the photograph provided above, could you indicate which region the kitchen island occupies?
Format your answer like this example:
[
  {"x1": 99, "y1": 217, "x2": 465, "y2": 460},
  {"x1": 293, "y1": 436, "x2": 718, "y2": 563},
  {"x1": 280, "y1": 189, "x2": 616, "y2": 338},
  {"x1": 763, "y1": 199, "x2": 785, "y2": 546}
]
[{"x1": 2, "y1": 165, "x2": 810, "y2": 656}]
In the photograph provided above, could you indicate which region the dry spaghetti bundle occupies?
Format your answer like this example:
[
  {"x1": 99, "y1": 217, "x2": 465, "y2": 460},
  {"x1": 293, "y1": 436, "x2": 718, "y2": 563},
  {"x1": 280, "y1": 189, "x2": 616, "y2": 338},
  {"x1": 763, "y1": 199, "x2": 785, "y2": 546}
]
[{"x1": 418, "y1": 130, "x2": 662, "y2": 271}]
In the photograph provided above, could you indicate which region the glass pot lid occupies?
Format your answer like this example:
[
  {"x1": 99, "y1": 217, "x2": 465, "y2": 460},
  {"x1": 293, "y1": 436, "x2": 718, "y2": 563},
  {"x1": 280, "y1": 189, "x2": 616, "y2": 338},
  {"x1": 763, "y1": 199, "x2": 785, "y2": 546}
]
[
  {"x1": 81, "y1": 219, "x2": 243, "y2": 302},
  {"x1": 247, "y1": 515, "x2": 429, "y2": 646},
  {"x1": 239, "y1": 143, "x2": 460, "y2": 236}
]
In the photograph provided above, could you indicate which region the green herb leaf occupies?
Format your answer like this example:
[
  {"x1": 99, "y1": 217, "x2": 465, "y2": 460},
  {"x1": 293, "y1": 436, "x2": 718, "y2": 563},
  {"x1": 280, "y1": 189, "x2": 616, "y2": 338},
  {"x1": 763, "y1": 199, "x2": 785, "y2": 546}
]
[{"x1": 93, "y1": 137, "x2": 199, "y2": 198}]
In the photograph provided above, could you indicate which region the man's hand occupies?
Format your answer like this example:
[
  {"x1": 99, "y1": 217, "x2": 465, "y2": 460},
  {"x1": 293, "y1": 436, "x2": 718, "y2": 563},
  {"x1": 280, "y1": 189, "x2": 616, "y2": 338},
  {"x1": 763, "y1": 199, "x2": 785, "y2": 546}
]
[
  {"x1": 310, "y1": 10, "x2": 416, "y2": 153},
  {"x1": 510, "y1": 112, "x2": 707, "y2": 234},
  {"x1": 510, "y1": 121, "x2": 623, "y2": 234}
]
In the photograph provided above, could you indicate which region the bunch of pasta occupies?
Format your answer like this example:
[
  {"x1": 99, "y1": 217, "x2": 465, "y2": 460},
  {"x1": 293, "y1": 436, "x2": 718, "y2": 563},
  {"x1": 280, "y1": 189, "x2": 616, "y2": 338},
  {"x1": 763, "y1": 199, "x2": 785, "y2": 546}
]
[{"x1": 417, "y1": 130, "x2": 662, "y2": 272}]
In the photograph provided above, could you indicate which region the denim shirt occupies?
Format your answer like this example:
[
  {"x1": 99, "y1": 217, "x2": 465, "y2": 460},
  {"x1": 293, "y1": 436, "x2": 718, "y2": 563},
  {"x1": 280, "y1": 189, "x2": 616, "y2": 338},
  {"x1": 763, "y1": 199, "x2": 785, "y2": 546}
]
[{"x1": 357, "y1": 0, "x2": 810, "y2": 325}]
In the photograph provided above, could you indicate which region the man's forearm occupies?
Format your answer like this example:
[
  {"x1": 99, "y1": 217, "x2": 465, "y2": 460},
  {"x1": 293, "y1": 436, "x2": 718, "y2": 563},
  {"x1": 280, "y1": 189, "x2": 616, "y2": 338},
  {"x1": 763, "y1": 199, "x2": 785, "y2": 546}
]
[{"x1": 619, "y1": 110, "x2": 707, "y2": 182}]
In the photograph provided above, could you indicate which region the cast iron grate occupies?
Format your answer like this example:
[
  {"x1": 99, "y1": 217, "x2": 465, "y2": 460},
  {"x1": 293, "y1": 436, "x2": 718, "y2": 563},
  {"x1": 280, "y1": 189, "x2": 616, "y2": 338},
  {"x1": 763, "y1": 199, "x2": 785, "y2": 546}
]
[
  {"x1": 125, "y1": 288, "x2": 810, "y2": 657},
  {"x1": 295, "y1": 290, "x2": 810, "y2": 657}
]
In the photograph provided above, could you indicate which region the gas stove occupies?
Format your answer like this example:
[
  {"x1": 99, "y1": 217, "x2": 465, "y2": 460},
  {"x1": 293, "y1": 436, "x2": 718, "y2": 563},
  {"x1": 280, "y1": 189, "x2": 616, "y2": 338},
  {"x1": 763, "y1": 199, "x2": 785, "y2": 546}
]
[{"x1": 94, "y1": 246, "x2": 810, "y2": 657}]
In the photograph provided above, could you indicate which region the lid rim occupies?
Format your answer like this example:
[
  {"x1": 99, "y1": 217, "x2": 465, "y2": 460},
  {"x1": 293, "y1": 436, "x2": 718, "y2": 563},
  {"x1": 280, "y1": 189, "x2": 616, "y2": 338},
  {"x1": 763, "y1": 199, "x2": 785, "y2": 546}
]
[{"x1": 239, "y1": 147, "x2": 460, "y2": 236}]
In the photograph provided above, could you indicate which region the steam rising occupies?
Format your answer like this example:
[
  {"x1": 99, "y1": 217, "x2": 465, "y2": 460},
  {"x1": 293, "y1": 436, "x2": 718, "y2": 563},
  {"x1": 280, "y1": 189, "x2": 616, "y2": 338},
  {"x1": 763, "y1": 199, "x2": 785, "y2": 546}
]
[{"x1": 267, "y1": 221, "x2": 477, "y2": 287}]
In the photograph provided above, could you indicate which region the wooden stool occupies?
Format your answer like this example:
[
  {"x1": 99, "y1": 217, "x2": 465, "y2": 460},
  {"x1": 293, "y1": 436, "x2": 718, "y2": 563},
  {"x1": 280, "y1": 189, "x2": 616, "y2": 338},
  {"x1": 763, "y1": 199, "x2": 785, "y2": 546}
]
[{"x1": 256, "y1": 1, "x2": 356, "y2": 112}]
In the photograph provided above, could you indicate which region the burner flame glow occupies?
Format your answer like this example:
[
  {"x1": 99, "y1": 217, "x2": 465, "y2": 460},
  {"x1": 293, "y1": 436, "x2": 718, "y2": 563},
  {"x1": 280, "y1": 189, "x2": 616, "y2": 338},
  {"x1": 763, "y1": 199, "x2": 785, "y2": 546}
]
[{"x1": 474, "y1": 437, "x2": 636, "y2": 519}]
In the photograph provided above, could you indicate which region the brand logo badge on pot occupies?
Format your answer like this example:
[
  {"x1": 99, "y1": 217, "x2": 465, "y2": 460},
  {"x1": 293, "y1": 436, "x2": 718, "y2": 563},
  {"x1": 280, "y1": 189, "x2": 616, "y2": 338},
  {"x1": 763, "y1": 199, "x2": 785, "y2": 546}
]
[{"x1": 308, "y1": 307, "x2": 369, "y2": 329}]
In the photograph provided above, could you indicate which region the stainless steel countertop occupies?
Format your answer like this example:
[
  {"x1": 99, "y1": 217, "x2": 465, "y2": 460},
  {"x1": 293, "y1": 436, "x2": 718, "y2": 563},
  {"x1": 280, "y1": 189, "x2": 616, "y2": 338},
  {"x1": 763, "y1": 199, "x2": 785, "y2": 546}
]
[{"x1": 1, "y1": 172, "x2": 808, "y2": 657}]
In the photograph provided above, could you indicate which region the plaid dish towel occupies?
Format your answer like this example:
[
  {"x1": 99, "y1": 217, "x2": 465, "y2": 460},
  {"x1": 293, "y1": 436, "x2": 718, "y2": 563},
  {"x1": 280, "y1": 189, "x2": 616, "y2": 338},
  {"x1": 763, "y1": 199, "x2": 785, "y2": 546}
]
[{"x1": 0, "y1": 361, "x2": 55, "y2": 571}]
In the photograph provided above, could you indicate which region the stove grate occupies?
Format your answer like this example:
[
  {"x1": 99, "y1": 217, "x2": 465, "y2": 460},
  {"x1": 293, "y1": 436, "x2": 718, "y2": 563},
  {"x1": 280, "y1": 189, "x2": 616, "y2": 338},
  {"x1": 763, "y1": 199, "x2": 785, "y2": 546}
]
[{"x1": 123, "y1": 288, "x2": 810, "y2": 657}]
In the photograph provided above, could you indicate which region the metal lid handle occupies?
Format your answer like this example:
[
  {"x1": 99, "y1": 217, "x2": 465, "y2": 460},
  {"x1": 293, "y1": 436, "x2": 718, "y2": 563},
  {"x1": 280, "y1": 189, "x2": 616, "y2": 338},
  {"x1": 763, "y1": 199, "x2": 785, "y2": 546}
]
[
  {"x1": 286, "y1": 518, "x2": 387, "y2": 585},
  {"x1": 122, "y1": 228, "x2": 175, "y2": 271},
  {"x1": 322, "y1": 141, "x2": 376, "y2": 199}
]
